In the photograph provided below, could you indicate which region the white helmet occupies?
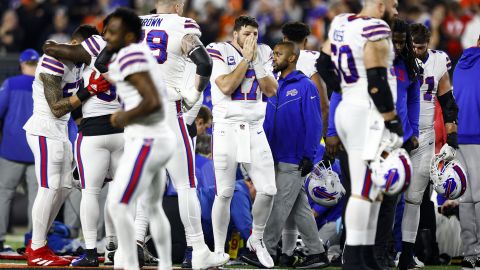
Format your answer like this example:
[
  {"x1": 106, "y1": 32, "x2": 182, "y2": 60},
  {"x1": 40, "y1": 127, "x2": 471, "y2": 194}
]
[
  {"x1": 307, "y1": 161, "x2": 346, "y2": 207},
  {"x1": 370, "y1": 148, "x2": 413, "y2": 196},
  {"x1": 430, "y1": 155, "x2": 467, "y2": 200}
]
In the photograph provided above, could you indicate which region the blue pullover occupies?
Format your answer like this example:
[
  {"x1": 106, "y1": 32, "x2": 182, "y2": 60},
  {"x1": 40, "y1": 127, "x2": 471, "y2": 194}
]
[
  {"x1": 453, "y1": 47, "x2": 480, "y2": 144},
  {"x1": 0, "y1": 75, "x2": 35, "y2": 163},
  {"x1": 264, "y1": 70, "x2": 323, "y2": 164}
]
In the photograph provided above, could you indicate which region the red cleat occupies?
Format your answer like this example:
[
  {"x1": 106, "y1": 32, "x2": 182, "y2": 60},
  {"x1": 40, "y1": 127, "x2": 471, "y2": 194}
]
[{"x1": 27, "y1": 245, "x2": 71, "y2": 266}]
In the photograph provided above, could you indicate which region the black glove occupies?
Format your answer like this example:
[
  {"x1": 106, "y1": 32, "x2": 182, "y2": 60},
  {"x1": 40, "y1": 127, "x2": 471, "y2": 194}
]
[
  {"x1": 446, "y1": 132, "x2": 459, "y2": 149},
  {"x1": 298, "y1": 157, "x2": 314, "y2": 177},
  {"x1": 402, "y1": 136, "x2": 418, "y2": 154},
  {"x1": 384, "y1": 116, "x2": 404, "y2": 137}
]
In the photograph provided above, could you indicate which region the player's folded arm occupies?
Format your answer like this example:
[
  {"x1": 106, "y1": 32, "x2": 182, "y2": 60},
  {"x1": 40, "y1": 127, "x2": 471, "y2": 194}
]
[
  {"x1": 214, "y1": 56, "x2": 249, "y2": 95},
  {"x1": 43, "y1": 42, "x2": 92, "y2": 65}
]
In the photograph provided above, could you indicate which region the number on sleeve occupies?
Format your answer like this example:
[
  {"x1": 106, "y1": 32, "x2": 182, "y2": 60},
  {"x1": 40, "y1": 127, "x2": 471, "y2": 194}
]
[
  {"x1": 231, "y1": 69, "x2": 259, "y2": 101},
  {"x1": 143, "y1": 29, "x2": 169, "y2": 64},
  {"x1": 331, "y1": 44, "x2": 359, "y2": 84},
  {"x1": 63, "y1": 80, "x2": 82, "y2": 98}
]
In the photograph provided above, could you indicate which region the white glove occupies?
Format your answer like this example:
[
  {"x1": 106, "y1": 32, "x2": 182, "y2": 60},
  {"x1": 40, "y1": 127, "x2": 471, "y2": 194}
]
[
  {"x1": 182, "y1": 89, "x2": 201, "y2": 111},
  {"x1": 439, "y1": 144, "x2": 456, "y2": 161}
]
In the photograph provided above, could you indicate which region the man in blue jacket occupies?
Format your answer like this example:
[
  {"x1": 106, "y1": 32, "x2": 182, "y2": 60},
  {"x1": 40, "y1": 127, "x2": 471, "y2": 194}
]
[
  {"x1": 0, "y1": 49, "x2": 39, "y2": 253},
  {"x1": 453, "y1": 35, "x2": 480, "y2": 269},
  {"x1": 247, "y1": 41, "x2": 327, "y2": 268}
]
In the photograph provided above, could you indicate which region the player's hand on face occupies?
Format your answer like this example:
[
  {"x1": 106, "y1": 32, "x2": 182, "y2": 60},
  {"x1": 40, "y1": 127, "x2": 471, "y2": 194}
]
[
  {"x1": 242, "y1": 34, "x2": 256, "y2": 62},
  {"x1": 111, "y1": 110, "x2": 127, "y2": 128}
]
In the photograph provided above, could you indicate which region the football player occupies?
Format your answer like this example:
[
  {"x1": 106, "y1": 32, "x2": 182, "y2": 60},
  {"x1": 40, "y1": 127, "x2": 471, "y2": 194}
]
[
  {"x1": 317, "y1": 0, "x2": 401, "y2": 269},
  {"x1": 103, "y1": 8, "x2": 176, "y2": 270},
  {"x1": 23, "y1": 25, "x2": 110, "y2": 266},
  {"x1": 207, "y1": 15, "x2": 278, "y2": 268},
  {"x1": 398, "y1": 23, "x2": 459, "y2": 270},
  {"x1": 138, "y1": 0, "x2": 229, "y2": 268}
]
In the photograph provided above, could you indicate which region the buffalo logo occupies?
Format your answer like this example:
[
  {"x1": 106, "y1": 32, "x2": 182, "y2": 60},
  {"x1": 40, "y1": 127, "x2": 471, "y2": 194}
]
[
  {"x1": 443, "y1": 177, "x2": 457, "y2": 198},
  {"x1": 286, "y1": 89, "x2": 298, "y2": 97},
  {"x1": 312, "y1": 186, "x2": 338, "y2": 201},
  {"x1": 384, "y1": 169, "x2": 399, "y2": 192}
]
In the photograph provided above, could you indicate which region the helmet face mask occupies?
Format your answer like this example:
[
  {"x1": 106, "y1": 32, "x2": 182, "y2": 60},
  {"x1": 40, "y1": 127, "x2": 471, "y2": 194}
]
[
  {"x1": 307, "y1": 161, "x2": 346, "y2": 207},
  {"x1": 430, "y1": 155, "x2": 467, "y2": 200}
]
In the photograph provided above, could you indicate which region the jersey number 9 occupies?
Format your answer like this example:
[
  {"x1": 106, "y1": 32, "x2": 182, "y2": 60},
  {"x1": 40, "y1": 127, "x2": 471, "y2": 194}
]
[{"x1": 143, "y1": 30, "x2": 169, "y2": 64}]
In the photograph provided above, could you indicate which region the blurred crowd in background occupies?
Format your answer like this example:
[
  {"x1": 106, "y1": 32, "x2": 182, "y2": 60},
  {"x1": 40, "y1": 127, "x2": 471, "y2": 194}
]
[{"x1": 1, "y1": 0, "x2": 480, "y2": 68}]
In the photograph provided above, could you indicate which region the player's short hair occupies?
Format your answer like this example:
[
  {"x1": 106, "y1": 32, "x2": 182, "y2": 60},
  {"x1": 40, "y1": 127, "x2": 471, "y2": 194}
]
[
  {"x1": 281, "y1": 22, "x2": 311, "y2": 43},
  {"x1": 275, "y1": 41, "x2": 300, "y2": 57},
  {"x1": 109, "y1": 7, "x2": 143, "y2": 42},
  {"x1": 196, "y1": 105, "x2": 212, "y2": 123},
  {"x1": 72, "y1": 25, "x2": 99, "y2": 41},
  {"x1": 195, "y1": 134, "x2": 212, "y2": 156},
  {"x1": 409, "y1": 23, "x2": 431, "y2": 44},
  {"x1": 233, "y1": 15, "x2": 258, "y2": 32}
]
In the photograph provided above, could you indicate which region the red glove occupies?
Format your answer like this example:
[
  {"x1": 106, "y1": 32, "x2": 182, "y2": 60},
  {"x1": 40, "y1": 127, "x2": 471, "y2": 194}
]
[{"x1": 86, "y1": 71, "x2": 110, "y2": 95}]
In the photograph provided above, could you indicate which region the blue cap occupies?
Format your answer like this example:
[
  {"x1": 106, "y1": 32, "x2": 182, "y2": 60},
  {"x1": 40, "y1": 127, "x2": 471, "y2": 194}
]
[{"x1": 19, "y1": 49, "x2": 40, "y2": 63}]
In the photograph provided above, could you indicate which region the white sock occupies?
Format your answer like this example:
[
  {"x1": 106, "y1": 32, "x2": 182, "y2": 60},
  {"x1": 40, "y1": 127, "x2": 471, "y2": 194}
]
[
  {"x1": 31, "y1": 188, "x2": 61, "y2": 250},
  {"x1": 148, "y1": 197, "x2": 172, "y2": 269},
  {"x1": 108, "y1": 201, "x2": 138, "y2": 270},
  {"x1": 134, "y1": 200, "x2": 149, "y2": 244},
  {"x1": 345, "y1": 196, "x2": 371, "y2": 245},
  {"x1": 251, "y1": 193, "x2": 274, "y2": 240},
  {"x1": 104, "y1": 194, "x2": 116, "y2": 246},
  {"x1": 177, "y1": 188, "x2": 206, "y2": 250},
  {"x1": 401, "y1": 202, "x2": 420, "y2": 243},
  {"x1": 212, "y1": 195, "x2": 232, "y2": 253},
  {"x1": 81, "y1": 188, "x2": 100, "y2": 249},
  {"x1": 366, "y1": 200, "x2": 381, "y2": 245}
]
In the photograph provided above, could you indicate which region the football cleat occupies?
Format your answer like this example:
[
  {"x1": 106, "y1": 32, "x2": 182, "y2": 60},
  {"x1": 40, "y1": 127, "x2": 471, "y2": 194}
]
[
  {"x1": 71, "y1": 248, "x2": 99, "y2": 267},
  {"x1": 246, "y1": 237, "x2": 274, "y2": 268},
  {"x1": 27, "y1": 245, "x2": 71, "y2": 266},
  {"x1": 191, "y1": 247, "x2": 229, "y2": 269}
]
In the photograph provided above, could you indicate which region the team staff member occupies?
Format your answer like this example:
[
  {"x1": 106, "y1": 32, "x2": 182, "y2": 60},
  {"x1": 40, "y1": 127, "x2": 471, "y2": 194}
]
[
  {"x1": 0, "y1": 49, "x2": 39, "y2": 251},
  {"x1": 454, "y1": 35, "x2": 480, "y2": 270},
  {"x1": 258, "y1": 41, "x2": 328, "y2": 268}
]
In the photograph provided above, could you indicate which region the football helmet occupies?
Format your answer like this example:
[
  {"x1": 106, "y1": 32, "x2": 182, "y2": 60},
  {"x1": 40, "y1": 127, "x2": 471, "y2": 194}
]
[
  {"x1": 430, "y1": 155, "x2": 467, "y2": 200},
  {"x1": 307, "y1": 161, "x2": 346, "y2": 207},
  {"x1": 370, "y1": 148, "x2": 412, "y2": 196}
]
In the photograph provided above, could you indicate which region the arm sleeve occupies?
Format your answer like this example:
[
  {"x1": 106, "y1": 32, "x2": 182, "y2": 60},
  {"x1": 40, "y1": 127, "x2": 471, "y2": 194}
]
[
  {"x1": 0, "y1": 80, "x2": 10, "y2": 119},
  {"x1": 117, "y1": 49, "x2": 150, "y2": 80},
  {"x1": 407, "y1": 79, "x2": 420, "y2": 137},
  {"x1": 230, "y1": 189, "x2": 253, "y2": 241},
  {"x1": 327, "y1": 91, "x2": 342, "y2": 137},
  {"x1": 302, "y1": 81, "x2": 322, "y2": 160}
]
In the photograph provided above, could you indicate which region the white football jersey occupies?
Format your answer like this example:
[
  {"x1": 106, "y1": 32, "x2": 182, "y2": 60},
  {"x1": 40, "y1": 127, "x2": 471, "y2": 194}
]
[
  {"x1": 417, "y1": 49, "x2": 451, "y2": 130},
  {"x1": 23, "y1": 54, "x2": 83, "y2": 141},
  {"x1": 207, "y1": 42, "x2": 274, "y2": 123},
  {"x1": 108, "y1": 43, "x2": 169, "y2": 137},
  {"x1": 297, "y1": 50, "x2": 320, "y2": 78},
  {"x1": 139, "y1": 13, "x2": 201, "y2": 101},
  {"x1": 80, "y1": 35, "x2": 121, "y2": 118},
  {"x1": 328, "y1": 13, "x2": 396, "y2": 104}
]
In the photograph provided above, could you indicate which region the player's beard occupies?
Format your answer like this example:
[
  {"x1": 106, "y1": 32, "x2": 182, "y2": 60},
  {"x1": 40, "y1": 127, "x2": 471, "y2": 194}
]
[
  {"x1": 273, "y1": 61, "x2": 288, "y2": 73},
  {"x1": 382, "y1": 10, "x2": 393, "y2": 26}
]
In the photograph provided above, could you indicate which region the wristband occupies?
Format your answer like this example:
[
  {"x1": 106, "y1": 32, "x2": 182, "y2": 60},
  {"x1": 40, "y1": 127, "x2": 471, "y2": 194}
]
[{"x1": 76, "y1": 87, "x2": 91, "y2": 102}]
